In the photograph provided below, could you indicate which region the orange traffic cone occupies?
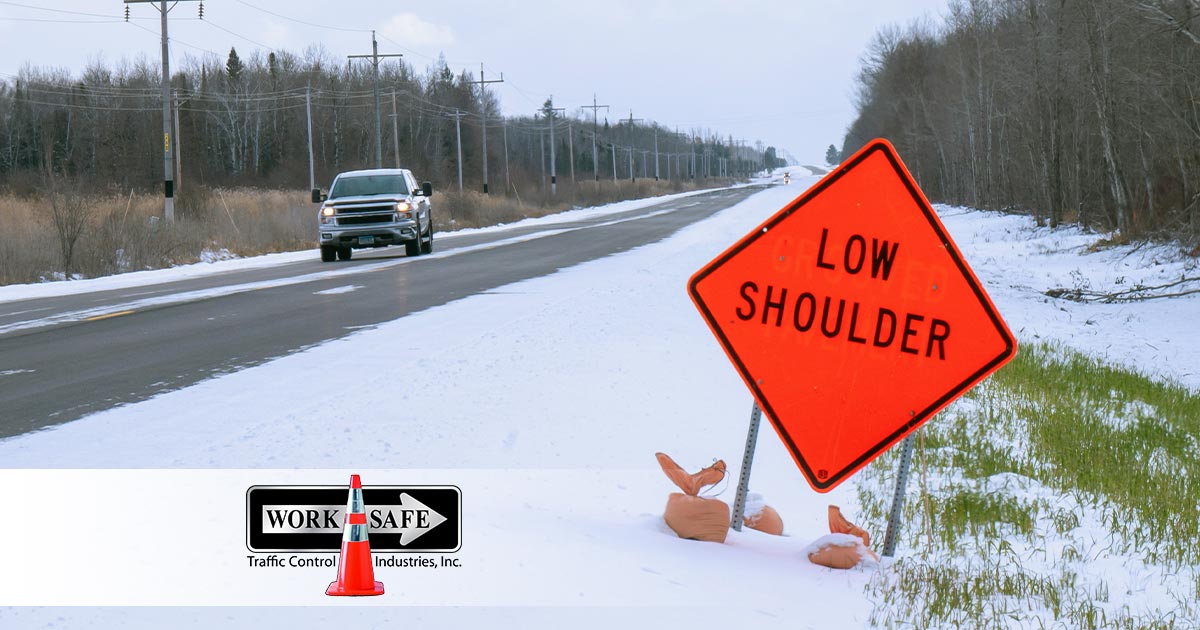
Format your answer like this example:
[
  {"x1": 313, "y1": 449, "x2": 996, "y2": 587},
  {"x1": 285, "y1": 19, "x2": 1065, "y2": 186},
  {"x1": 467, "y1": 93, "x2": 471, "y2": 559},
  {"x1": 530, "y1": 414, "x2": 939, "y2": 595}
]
[{"x1": 326, "y1": 474, "x2": 385, "y2": 596}]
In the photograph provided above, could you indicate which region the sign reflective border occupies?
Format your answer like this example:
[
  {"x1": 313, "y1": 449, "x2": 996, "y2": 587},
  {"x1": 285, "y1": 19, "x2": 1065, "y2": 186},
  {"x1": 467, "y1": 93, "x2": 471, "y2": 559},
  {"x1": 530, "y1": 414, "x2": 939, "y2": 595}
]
[{"x1": 689, "y1": 139, "x2": 1016, "y2": 492}]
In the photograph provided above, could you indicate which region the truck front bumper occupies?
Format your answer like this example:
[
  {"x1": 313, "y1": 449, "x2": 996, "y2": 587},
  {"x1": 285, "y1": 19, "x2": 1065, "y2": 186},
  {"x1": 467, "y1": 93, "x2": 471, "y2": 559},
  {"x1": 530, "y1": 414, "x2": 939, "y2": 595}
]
[{"x1": 319, "y1": 220, "x2": 419, "y2": 249}]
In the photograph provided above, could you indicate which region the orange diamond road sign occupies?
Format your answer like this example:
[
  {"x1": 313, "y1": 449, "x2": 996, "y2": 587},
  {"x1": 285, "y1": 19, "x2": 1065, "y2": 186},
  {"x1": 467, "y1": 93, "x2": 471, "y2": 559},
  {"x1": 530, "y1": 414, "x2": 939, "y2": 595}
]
[{"x1": 689, "y1": 139, "x2": 1016, "y2": 492}]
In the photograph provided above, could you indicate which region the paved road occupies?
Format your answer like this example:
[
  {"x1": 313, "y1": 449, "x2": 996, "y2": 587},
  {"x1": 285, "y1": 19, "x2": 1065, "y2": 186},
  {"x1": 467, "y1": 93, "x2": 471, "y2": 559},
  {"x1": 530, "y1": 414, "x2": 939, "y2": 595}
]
[{"x1": 0, "y1": 185, "x2": 766, "y2": 438}]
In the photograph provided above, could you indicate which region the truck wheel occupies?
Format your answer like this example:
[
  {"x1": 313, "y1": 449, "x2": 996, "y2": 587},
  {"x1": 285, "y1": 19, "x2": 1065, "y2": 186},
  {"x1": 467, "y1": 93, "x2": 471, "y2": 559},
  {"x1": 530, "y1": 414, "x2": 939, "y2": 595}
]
[
  {"x1": 405, "y1": 238, "x2": 421, "y2": 257},
  {"x1": 321, "y1": 246, "x2": 336, "y2": 262},
  {"x1": 421, "y1": 214, "x2": 434, "y2": 254},
  {"x1": 337, "y1": 246, "x2": 352, "y2": 261}
]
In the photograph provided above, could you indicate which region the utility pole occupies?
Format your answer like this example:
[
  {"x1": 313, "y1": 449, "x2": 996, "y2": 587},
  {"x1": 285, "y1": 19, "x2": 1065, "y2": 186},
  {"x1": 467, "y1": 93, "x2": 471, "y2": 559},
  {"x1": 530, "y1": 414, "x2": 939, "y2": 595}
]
[
  {"x1": 125, "y1": 0, "x2": 198, "y2": 223},
  {"x1": 580, "y1": 94, "x2": 609, "y2": 181},
  {"x1": 466, "y1": 64, "x2": 503, "y2": 193},
  {"x1": 567, "y1": 119, "x2": 575, "y2": 183},
  {"x1": 690, "y1": 133, "x2": 697, "y2": 180},
  {"x1": 449, "y1": 109, "x2": 466, "y2": 192},
  {"x1": 305, "y1": 86, "x2": 315, "y2": 191},
  {"x1": 391, "y1": 90, "x2": 400, "y2": 167},
  {"x1": 173, "y1": 90, "x2": 182, "y2": 193},
  {"x1": 653, "y1": 127, "x2": 659, "y2": 181},
  {"x1": 539, "y1": 120, "x2": 546, "y2": 190},
  {"x1": 610, "y1": 142, "x2": 617, "y2": 183},
  {"x1": 502, "y1": 121, "x2": 511, "y2": 195},
  {"x1": 543, "y1": 103, "x2": 565, "y2": 195},
  {"x1": 625, "y1": 110, "x2": 642, "y2": 182},
  {"x1": 348, "y1": 31, "x2": 402, "y2": 168}
]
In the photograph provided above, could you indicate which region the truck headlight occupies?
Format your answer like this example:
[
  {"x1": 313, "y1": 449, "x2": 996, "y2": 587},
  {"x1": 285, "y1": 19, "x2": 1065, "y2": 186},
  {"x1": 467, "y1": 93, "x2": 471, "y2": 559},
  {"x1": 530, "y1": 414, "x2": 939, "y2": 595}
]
[
  {"x1": 395, "y1": 201, "x2": 411, "y2": 213},
  {"x1": 394, "y1": 211, "x2": 413, "y2": 222},
  {"x1": 321, "y1": 206, "x2": 335, "y2": 217}
]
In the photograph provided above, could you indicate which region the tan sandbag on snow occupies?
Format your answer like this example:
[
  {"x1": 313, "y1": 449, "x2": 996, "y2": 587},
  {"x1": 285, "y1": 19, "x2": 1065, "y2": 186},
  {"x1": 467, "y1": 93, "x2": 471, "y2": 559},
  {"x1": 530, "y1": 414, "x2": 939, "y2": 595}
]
[
  {"x1": 656, "y1": 452, "x2": 730, "y2": 543},
  {"x1": 741, "y1": 492, "x2": 784, "y2": 535},
  {"x1": 808, "y1": 507, "x2": 880, "y2": 569},
  {"x1": 806, "y1": 534, "x2": 874, "y2": 569},
  {"x1": 744, "y1": 504, "x2": 784, "y2": 536},
  {"x1": 828, "y1": 505, "x2": 871, "y2": 547},
  {"x1": 664, "y1": 493, "x2": 730, "y2": 543}
]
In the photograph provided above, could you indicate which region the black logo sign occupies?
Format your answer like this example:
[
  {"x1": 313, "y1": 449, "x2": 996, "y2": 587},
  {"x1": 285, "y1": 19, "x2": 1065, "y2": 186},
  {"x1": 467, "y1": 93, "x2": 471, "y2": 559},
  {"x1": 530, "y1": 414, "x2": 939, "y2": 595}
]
[{"x1": 246, "y1": 485, "x2": 461, "y2": 553}]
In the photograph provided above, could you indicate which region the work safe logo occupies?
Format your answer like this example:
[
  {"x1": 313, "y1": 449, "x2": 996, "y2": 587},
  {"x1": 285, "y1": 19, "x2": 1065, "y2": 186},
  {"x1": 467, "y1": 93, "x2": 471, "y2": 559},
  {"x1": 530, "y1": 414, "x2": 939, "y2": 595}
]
[{"x1": 246, "y1": 485, "x2": 461, "y2": 552}]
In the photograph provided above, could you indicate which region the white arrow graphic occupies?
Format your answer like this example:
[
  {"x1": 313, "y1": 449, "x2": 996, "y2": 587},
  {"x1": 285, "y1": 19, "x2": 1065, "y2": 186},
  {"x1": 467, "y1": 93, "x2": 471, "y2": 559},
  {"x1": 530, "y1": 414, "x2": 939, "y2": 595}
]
[{"x1": 397, "y1": 492, "x2": 448, "y2": 546}]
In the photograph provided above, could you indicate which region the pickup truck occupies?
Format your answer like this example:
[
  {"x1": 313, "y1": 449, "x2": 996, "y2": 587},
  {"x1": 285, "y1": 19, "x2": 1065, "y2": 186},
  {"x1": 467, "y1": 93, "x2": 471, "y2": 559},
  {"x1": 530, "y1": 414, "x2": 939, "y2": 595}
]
[{"x1": 311, "y1": 168, "x2": 434, "y2": 262}]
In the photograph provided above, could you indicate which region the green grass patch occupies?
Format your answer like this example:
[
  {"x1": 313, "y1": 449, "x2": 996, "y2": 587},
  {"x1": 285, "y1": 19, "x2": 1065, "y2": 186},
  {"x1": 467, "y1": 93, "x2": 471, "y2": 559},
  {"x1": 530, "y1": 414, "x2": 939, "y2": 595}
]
[{"x1": 859, "y1": 341, "x2": 1200, "y2": 627}]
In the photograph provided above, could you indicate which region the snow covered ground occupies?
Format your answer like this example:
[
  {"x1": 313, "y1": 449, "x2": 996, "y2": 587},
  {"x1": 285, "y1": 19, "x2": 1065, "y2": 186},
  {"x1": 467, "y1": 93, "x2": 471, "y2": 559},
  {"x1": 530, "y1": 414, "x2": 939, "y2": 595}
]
[
  {"x1": 1, "y1": 170, "x2": 1196, "y2": 626},
  {"x1": 933, "y1": 205, "x2": 1199, "y2": 389}
]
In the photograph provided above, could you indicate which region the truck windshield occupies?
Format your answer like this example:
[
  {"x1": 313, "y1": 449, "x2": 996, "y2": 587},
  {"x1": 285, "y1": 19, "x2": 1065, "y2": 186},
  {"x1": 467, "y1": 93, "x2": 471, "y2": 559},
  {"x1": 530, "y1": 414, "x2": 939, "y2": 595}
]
[{"x1": 329, "y1": 174, "x2": 408, "y2": 199}]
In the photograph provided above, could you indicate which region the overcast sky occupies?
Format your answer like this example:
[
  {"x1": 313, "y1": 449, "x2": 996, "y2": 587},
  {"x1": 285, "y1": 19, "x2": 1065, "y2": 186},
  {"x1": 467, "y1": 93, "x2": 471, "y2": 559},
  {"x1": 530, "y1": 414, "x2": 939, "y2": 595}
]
[{"x1": 0, "y1": 1, "x2": 949, "y2": 163}]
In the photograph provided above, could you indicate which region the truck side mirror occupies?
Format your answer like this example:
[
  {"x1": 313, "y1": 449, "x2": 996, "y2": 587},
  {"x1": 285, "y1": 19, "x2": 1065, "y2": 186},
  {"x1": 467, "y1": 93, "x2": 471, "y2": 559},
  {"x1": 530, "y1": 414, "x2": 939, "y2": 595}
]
[
  {"x1": 311, "y1": 189, "x2": 326, "y2": 203},
  {"x1": 422, "y1": 181, "x2": 433, "y2": 197}
]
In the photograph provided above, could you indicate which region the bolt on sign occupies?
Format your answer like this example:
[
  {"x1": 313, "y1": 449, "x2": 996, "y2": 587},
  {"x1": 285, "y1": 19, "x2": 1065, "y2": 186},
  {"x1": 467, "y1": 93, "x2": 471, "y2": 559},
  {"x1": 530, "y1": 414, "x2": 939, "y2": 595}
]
[{"x1": 689, "y1": 139, "x2": 1016, "y2": 492}]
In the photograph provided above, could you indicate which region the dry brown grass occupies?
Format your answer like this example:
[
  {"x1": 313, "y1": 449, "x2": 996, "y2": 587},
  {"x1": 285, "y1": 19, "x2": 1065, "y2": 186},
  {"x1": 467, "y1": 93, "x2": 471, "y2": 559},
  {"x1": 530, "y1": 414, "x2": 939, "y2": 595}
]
[
  {"x1": 0, "y1": 187, "x2": 311, "y2": 286},
  {"x1": 0, "y1": 177, "x2": 735, "y2": 286}
]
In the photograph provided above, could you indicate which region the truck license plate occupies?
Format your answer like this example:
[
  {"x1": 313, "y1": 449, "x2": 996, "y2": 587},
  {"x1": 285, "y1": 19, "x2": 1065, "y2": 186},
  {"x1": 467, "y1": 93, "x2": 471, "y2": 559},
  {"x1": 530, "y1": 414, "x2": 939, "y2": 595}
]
[{"x1": 358, "y1": 235, "x2": 375, "y2": 246}]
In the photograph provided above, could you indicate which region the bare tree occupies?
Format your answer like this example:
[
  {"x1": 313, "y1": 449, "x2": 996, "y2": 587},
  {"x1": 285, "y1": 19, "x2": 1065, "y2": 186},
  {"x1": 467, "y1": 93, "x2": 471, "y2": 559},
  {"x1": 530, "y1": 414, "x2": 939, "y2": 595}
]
[
  {"x1": 844, "y1": 0, "x2": 1200, "y2": 241},
  {"x1": 41, "y1": 172, "x2": 95, "y2": 279}
]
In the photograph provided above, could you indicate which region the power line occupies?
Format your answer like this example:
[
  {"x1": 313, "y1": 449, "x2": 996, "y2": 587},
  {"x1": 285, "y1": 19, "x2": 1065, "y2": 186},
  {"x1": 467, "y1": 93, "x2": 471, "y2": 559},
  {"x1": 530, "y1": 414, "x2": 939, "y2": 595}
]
[
  {"x1": 231, "y1": 0, "x2": 475, "y2": 68},
  {"x1": 229, "y1": 0, "x2": 476, "y2": 67},
  {"x1": 0, "y1": 16, "x2": 126, "y2": 24},
  {"x1": 232, "y1": 0, "x2": 370, "y2": 33},
  {"x1": 200, "y1": 18, "x2": 277, "y2": 52},
  {"x1": 126, "y1": 21, "x2": 219, "y2": 56},
  {"x1": 374, "y1": 33, "x2": 460, "y2": 65},
  {"x1": 0, "y1": 1, "x2": 127, "y2": 19}
]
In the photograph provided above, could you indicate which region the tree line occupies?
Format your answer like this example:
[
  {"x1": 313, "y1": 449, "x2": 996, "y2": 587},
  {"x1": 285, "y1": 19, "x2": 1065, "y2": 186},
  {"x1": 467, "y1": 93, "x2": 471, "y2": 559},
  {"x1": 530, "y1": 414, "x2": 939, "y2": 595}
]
[
  {"x1": 0, "y1": 45, "x2": 784, "y2": 200},
  {"x1": 842, "y1": 0, "x2": 1199, "y2": 240}
]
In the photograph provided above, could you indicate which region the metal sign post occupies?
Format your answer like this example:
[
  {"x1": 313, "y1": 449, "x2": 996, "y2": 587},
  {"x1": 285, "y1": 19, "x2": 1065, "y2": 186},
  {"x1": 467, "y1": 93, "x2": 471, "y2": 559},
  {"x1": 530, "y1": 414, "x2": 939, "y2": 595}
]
[
  {"x1": 729, "y1": 402, "x2": 763, "y2": 531},
  {"x1": 881, "y1": 433, "x2": 916, "y2": 557}
]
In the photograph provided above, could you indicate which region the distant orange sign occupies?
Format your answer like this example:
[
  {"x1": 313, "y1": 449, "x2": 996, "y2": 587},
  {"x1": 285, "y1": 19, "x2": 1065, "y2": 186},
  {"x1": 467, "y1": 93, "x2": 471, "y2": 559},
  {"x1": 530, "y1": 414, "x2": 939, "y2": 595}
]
[{"x1": 689, "y1": 139, "x2": 1016, "y2": 492}]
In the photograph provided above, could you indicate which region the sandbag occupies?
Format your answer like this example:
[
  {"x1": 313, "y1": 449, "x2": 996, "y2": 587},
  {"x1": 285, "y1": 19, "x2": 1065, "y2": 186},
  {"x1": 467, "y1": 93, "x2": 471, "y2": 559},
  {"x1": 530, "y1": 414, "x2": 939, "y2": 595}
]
[
  {"x1": 655, "y1": 452, "x2": 730, "y2": 544},
  {"x1": 664, "y1": 493, "x2": 730, "y2": 543},
  {"x1": 742, "y1": 492, "x2": 784, "y2": 535},
  {"x1": 807, "y1": 507, "x2": 879, "y2": 569},
  {"x1": 744, "y1": 504, "x2": 784, "y2": 536},
  {"x1": 806, "y1": 534, "x2": 876, "y2": 569}
]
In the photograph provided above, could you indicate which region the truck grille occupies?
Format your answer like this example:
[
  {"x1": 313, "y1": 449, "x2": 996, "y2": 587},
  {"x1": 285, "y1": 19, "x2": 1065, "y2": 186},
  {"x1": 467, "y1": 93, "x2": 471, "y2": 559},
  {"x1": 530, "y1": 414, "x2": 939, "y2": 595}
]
[
  {"x1": 335, "y1": 203, "x2": 396, "y2": 214},
  {"x1": 337, "y1": 214, "x2": 392, "y2": 226}
]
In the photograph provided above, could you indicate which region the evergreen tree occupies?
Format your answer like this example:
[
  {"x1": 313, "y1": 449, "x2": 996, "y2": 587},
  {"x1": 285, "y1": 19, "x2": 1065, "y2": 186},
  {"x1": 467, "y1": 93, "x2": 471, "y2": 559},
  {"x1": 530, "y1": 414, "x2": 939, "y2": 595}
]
[
  {"x1": 225, "y1": 47, "x2": 243, "y2": 85},
  {"x1": 764, "y1": 146, "x2": 782, "y2": 169},
  {"x1": 825, "y1": 144, "x2": 839, "y2": 165}
]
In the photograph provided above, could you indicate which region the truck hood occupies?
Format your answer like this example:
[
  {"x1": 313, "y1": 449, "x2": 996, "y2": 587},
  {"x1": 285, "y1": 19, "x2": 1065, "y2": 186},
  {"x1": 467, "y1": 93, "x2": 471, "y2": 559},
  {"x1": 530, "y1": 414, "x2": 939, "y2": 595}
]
[{"x1": 326, "y1": 194, "x2": 411, "y2": 205}]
